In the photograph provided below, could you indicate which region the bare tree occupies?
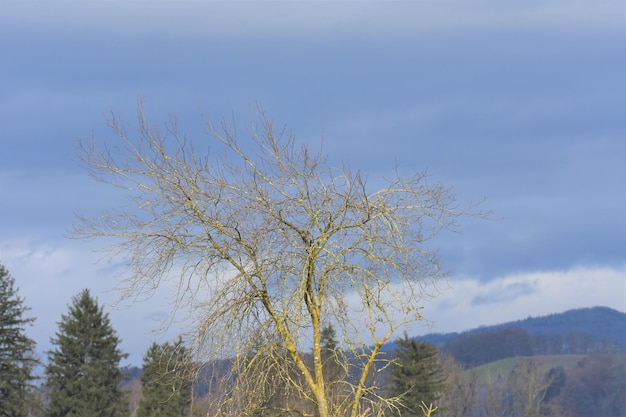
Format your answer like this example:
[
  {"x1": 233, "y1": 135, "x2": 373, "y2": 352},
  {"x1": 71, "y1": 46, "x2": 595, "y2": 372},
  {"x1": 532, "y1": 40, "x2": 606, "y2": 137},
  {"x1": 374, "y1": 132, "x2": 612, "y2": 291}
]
[
  {"x1": 74, "y1": 100, "x2": 483, "y2": 417},
  {"x1": 476, "y1": 358, "x2": 560, "y2": 417},
  {"x1": 507, "y1": 359, "x2": 559, "y2": 417},
  {"x1": 438, "y1": 354, "x2": 478, "y2": 417}
]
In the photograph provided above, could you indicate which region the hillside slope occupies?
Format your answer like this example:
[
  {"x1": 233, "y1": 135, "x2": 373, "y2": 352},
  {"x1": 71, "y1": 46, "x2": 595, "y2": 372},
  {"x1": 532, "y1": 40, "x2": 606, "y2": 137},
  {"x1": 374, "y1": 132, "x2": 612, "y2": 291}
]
[{"x1": 417, "y1": 306, "x2": 626, "y2": 349}]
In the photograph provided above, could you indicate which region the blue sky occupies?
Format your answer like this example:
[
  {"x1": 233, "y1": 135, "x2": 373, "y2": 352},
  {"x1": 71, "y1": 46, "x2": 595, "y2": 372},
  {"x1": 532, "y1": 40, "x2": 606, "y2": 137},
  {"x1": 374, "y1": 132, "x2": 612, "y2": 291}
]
[{"x1": 1, "y1": 1, "x2": 625, "y2": 366}]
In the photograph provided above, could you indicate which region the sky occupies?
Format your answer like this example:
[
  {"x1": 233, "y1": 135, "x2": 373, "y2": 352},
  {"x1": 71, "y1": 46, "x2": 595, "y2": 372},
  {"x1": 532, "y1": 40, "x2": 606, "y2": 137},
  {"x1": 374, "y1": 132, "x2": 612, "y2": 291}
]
[{"x1": 1, "y1": 1, "x2": 625, "y2": 367}]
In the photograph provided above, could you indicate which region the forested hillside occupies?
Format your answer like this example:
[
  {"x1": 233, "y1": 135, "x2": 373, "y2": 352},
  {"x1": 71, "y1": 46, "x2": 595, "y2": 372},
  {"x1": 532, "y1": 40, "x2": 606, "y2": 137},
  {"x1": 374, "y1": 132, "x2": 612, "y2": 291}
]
[
  {"x1": 394, "y1": 306, "x2": 626, "y2": 417},
  {"x1": 413, "y1": 306, "x2": 625, "y2": 366}
]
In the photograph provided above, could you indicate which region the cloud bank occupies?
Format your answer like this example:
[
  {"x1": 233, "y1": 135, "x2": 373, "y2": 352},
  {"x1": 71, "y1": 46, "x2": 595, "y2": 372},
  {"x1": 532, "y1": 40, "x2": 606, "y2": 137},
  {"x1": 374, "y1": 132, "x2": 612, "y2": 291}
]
[
  {"x1": 2, "y1": 237, "x2": 624, "y2": 365},
  {"x1": 410, "y1": 265, "x2": 626, "y2": 336}
]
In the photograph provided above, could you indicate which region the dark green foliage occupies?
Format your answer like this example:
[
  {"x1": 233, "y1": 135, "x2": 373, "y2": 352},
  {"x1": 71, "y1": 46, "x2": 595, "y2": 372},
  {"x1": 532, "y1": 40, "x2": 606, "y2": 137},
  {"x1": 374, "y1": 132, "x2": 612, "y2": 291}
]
[
  {"x1": 320, "y1": 324, "x2": 346, "y2": 413},
  {"x1": 387, "y1": 334, "x2": 445, "y2": 416},
  {"x1": 137, "y1": 339, "x2": 193, "y2": 417},
  {"x1": 45, "y1": 289, "x2": 128, "y2": 417},
  {"x1": 320, "y1": 325, "x2": 338, "y2": 361},
  {"x1": 320, "y1": 324, "x2": 341, "y2": 376},
  {"x1": 0, "y1": 264, "x2": 39, "y2": 417}
]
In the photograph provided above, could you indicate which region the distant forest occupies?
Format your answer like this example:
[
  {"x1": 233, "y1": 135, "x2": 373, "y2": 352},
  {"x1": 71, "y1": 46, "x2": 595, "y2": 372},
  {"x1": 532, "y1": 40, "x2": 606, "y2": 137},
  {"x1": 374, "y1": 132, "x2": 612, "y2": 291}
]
[{"x1": 414, "y1": 306, "x2": 626, "y2": 366}]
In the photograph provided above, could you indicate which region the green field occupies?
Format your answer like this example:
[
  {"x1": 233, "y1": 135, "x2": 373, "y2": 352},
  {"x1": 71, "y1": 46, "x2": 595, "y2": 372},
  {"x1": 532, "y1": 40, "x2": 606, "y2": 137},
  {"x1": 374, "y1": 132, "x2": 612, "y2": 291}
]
[{"x1": 470, "y1": 355, "x2": 586, "y2": 381}]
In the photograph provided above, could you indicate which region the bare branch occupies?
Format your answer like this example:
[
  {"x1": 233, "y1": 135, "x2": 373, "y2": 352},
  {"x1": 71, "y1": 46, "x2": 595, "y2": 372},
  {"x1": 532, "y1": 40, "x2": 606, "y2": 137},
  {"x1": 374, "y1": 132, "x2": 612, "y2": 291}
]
[{"x1": 74, "y1": 100, "x2": 485, "y2": 417}]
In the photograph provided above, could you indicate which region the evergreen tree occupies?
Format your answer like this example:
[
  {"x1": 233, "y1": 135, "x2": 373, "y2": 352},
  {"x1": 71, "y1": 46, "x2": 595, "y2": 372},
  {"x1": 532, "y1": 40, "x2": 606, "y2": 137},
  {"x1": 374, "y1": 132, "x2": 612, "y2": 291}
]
[
  {"x1": 45, "y1": 289, "x2": 128, "y2": 417},
  {"x1": 320, "y1": 325, "x2": 338, "y2": 365},
  {"x1": 0, "y1": 264, "x2": 39, "y2": 417},
  {"x1": 320, "y1": 324, "x2": 347, "y2": 414},
  {"x1": 320, "y1": 324, "x2": 344, "y2": 382},
  {"x1": 137, "y1": 339, "x2": 192, "y2": 417},
  {"x1": 387, "y1": 334, "x2": 446, "y2": 416}
]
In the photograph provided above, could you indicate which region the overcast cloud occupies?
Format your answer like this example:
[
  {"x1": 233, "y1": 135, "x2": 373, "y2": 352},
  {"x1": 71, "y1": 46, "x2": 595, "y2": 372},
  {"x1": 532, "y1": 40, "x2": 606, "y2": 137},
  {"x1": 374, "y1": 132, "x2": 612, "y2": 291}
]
[{"x1": 1, "y1": 1, "x2": 624, "y2": 366}]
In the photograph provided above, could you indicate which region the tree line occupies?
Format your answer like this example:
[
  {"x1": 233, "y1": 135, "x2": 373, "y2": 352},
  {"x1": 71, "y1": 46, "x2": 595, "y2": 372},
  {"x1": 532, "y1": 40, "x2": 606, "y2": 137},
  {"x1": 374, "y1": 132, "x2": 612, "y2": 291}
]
[
  {"x1": 1, "y1": 262, "x2": 446, "y2": 416},
  {"x1": 2, "y1": 262, "x2": 625, "y2": 417},
  {"x1": 0, "y1": 263, "x2": 192, "y2": 417}
]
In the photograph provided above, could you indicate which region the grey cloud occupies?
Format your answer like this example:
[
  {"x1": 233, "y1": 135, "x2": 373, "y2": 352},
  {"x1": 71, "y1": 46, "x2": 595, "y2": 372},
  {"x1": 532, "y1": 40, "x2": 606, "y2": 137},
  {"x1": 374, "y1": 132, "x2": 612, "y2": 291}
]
[{"x1": 471, "y1": 281, "x2": 537, "y2": 306}]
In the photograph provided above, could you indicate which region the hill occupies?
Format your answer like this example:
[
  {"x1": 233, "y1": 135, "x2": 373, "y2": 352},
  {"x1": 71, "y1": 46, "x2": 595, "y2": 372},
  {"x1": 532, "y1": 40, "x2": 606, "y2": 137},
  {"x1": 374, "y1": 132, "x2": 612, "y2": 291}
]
[
  {"x1": 466, "y1": 306, "x2": 624, "y2": 341},
  {"x1": 404, "y1": 306, "x2": 626, "y2": 366},
  {"x1": 417, "y1": 306, "x2": 626, "y2": 347}
]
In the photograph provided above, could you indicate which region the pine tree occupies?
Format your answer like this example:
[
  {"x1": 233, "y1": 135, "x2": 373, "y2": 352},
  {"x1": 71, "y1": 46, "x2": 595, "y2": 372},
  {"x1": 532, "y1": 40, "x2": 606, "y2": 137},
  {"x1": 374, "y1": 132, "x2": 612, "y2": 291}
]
[
  {"x1": 387, "y1": 334, "x2": 446, "y2": 416},
  {"x1": 45, "y1": 289, "x2": 128, "y2": 417},
  {"x1": 0, "y1": 264, "x2": 39, "y2": 417},
  {"x1": 136, "y1": 339, "x2": 192, "y2": 417},
  {"x1": 320, "y1": 325, "x2": 338, "y2": 364},
  {"x1": 320, "y1": 324, "x2": 343, "y2": 381},
  {"x1": 320, "y1": 324, "x2": 346, "y2": 414}
]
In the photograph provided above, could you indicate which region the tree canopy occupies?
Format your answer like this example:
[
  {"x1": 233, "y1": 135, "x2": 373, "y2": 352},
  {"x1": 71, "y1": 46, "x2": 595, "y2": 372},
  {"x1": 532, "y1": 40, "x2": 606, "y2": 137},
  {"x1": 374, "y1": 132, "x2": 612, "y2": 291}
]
[
  {"x1": 386, "y1": 335, "x2": 446, "y2": 416},
  {"x1": 45, "y1": 289, "x2": 128, "y2": 417},
  {"x1": 75, "y1": 101, "x2": 483, "y2": 417},
  {"x1": 0, "y1": 264, "x2": 38, "y2": 417},
  {"x1": 137, "y1": 339, "x2": 193, "y2": 417}
]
